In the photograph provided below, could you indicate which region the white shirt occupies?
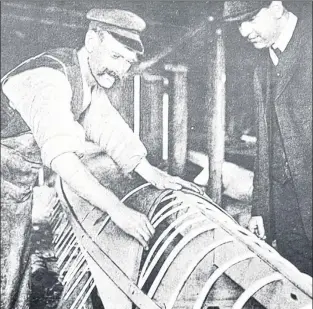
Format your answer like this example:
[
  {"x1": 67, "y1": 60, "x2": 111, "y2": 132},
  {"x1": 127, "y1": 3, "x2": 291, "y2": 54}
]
[
  {"x1": 2, "y1": 67, "x2": 147, "y2": 171},
  {"x1": 269, "y1": 12, "x2": 298, "y2": 66}
]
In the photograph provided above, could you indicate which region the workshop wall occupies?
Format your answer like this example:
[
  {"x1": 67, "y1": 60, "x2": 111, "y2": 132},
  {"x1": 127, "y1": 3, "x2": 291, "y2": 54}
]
[{"x1": 1, "y1": 1, "x2": 258, "y2": 150}]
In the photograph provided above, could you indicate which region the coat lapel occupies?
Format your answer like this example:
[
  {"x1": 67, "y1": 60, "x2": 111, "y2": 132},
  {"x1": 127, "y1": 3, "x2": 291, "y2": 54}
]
[{"x1": 273, "y1": 19, "x2": 307, "y2": 102}]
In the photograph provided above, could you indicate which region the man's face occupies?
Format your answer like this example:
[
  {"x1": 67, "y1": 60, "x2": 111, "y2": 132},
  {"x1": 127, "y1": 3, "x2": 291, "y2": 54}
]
[
  {"x1": 238, "y1": 5, "x2": 281, "y2": 49},
  {"x1": 88, "y1": 32, "x2": 138, "y2": 88}
]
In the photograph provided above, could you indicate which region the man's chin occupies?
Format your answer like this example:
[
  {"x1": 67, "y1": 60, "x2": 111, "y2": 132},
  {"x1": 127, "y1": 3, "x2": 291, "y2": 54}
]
[
  {"x1": 101, "y1": 81, "x2": 115, "y2": 89},
  {"x1": 252, "y1": 41, "x2": 268, "y2": 49},
  {"x1": 98, "y1": 75, "x2": 116, "y2": 88}
]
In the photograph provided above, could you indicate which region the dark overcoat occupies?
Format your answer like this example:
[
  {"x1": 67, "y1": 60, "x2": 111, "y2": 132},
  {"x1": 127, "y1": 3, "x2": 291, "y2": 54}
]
[{"x1": 251, "y1": 17, "x2": 312, "y2": 242}]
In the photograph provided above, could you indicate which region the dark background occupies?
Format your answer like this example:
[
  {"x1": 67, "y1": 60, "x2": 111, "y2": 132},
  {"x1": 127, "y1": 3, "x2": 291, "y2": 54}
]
[{"x1": 2, "y1": 1, "x2": 309, "y2": 153}]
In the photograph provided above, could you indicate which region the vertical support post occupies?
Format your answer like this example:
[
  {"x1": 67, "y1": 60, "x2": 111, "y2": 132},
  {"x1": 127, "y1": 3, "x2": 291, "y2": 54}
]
[
  {"x1": 140, "y1": 74, "x2": 168, "y2": 165},
  {"x1": 207, "y1": 28, "x2": 226, "y2": 205},
  {"x1": 162, "y1": 92, "x2": 169, "y2": 162},
  {"x1": 165, "y1": 64, "x2": 188, "y2": 177},
  {"x1": 38, "y1": 167, "x2": 44, "y2": 186},
  {"x1": 133, "y1": 75, "x2": 141, "y2": 137}
]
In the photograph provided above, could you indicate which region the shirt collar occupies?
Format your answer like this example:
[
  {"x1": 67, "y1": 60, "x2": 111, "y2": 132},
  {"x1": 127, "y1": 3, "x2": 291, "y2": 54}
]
[{"x1": 272, "y1": 12, "x2": 298, "y2": 52}]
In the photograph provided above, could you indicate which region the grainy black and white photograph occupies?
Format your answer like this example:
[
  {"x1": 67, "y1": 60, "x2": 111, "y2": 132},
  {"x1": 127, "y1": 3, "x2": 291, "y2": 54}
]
[{"x1": 1, "y1": 1, "x2": 312, "y2": 308}]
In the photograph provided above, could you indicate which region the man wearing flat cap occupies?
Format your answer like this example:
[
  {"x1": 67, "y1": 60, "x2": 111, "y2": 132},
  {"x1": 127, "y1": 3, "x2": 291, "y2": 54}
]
[
  {"x1": 1, "y1": 9, "x2": 200, "y2": 308},
  {"x1": 223, "y1": 1, "x2": 312, "y2": 275}
]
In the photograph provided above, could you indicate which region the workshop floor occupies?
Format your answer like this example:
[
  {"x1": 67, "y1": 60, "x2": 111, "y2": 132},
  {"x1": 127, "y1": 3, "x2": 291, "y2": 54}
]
[{"x1": 30, "y1": 221, "x2": 63, "y2": 309}]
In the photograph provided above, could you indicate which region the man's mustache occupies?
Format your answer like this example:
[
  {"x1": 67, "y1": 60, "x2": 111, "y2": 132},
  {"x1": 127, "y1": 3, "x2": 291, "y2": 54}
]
[{"x1": 98, "y1": 70, "x2": 120, "y2": 81}]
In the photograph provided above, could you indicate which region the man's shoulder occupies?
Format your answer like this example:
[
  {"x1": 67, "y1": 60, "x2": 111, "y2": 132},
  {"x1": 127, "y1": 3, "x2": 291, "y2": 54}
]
[
  {"x1": 3, "y1": 67, "x2": 72, "y2": 103},
  {"x1": 295, "y1": 17, "x2": 312, "y2": 48},
  {"x1": 44, "y1": 48, "x2": 79, "y2": 68}
]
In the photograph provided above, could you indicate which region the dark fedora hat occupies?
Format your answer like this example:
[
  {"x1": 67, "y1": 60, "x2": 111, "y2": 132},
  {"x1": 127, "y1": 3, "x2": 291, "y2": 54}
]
[{"x1": 223, "y1": 1, "x2": 272, "y2": 22}]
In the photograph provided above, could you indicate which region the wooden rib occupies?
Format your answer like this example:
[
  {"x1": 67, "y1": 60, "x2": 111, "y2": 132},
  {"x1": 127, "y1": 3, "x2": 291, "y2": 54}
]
[
  {"x1": 91, "y1": 184, "x2": 152, "y2": 238},
  {"x1": 193, "y1": 253, "x2": 256, "y2": 309},
  {"x1": 151, "y1": 198, "x2": 184, "y2": 225},
  {"x1": 139, "y1": 216, "x2": 207, "y2": 288},
  {"x1": 54, "y1": 225, "x2": 71, "y2": 249},
  {"x1": 69, "y1": 276, "x2": 94, "y2": 309},
  {"x1": 57, "y1": 237, "x2": 77, "y2": 268},
  {"x1": 60, "y1": 245, "x2": 80, "y2": 277},
  {"x1": 56, "y1": 232, "x2": 75, "y2": 257},
  {"x1": 147, "y1": 224, "x2": 217, "y2": 297},
  {"x1": 64, "y1": 264, "x2": 89, "y2": 301},
  {"x1": 198, "y1": 206, "x2": 312, "y2": 297},
  {"x1": 51, "y1": 214, "x2": 64, "y2": 234},
  {"x1": 152, "y1": 204, "x2": 197, "y2": 228},
  {"x1": 77, "y1": 281, "x2": 96, "y2": 309},
  {"x1": 232, "y1": 273, "x2": 284, "y2": 309},
  {"x1": 167, "y1": 237, "x2": 236, "y2": 309},
  {"x1": 63, "y1": 253, "x2": 86, "y2": 285},
  {"x1": 50, "y1": 203, "x2": 62, "y2": 225},
  {"x1": 53, "y1": 220, "x2": 68, "y2": 244},
  {"x1": 139, "y1": 208, "x2": 201, "y2": 280},
  {"x1": 120, "y1": 183, "x2": 152, "y2": 203},
  {"x1": 50, "y1": 201, "x2": 61, "y2": 217}
]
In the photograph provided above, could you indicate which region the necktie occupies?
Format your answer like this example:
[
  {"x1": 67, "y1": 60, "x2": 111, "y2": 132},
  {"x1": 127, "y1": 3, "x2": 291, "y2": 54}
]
[
  {"x1": 272, "y1": 47, "x2": 282, "y2": 58},
  {"x1": 269, "y1": 47, "x2": 282, "y2": 66}
]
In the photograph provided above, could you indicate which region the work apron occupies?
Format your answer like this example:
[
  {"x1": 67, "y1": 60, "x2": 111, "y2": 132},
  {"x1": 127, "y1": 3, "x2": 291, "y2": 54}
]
[
  {"x1": 1, "y1": 133, "x2": 41, "y2": 309},
  {"x1": 1, "y1": 48, "x2": 84, "y2": 309}
]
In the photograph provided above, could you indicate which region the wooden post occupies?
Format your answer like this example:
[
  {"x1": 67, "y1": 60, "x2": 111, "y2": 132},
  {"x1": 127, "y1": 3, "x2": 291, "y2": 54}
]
[
  {"x1": 38, "y1": 167, "x2": 44, "y2": 186},
  {"x1": 140, "y1": 74, "x2": 168, "y2": 166},
  {"x1": 206, "y1": 28, "x2": 226, "y2": 205},
  {"x1": 165, "y1": 64, "x2": 188, "y2": 177}
]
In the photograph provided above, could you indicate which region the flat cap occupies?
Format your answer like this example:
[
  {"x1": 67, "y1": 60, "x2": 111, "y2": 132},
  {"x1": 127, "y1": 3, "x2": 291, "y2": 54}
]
[
  {"x1": 86, "y1": 9, "x2": 146, "y2": 54},
  {"x1": 223, "y1": 1, "x2": 272, "y2": 22}
]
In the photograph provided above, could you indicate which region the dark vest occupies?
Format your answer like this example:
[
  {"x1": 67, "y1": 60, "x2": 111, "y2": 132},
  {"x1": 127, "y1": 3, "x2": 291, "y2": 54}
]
[{"x1": 1, "y1": 48, "x2": 84, "y2": 138}]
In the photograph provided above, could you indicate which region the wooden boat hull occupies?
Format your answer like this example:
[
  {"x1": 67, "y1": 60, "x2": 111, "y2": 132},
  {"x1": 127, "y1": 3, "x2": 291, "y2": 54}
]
[{"x1": 51, "y1": 153, "x2": 312, "y2": 309}]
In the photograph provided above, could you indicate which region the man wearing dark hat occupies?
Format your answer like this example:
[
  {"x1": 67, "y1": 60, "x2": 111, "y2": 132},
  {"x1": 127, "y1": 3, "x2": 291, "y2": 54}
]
[
  {"x1": 1, "y1": 9, "x2": 200, "y2": 308},
  {"x1": 223, "y1": 1, "x2": 312, "y2": 275}
]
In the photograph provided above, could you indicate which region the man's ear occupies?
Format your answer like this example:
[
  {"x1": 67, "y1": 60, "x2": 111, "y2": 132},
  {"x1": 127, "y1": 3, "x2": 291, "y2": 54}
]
[
  {"x1": 269, "y1": 1, "x2": 284, "y2": 19},
  {"x1": 85, "y1": 30, "x2": 99, "y2": 53}
]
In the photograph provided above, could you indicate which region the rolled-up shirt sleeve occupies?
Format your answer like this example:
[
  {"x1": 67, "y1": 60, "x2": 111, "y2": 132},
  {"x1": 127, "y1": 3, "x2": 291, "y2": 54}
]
[
  {"x1": 2, "y1": 67, "x2": 85, "y2": 167},
  {"x1": 80, "y1": 85, "x2": 147, "y2": 174}
]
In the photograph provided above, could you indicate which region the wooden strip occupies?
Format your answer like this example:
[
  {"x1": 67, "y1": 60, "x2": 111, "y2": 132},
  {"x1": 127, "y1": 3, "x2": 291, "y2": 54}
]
[
  {"x1": 232, "y1": 273, "x2": 284, "y2": 309},
  {"x1": 139, "y1": 209, "x2": 200, "y2": 280},
  {"x1": 69, "y1": 277, "x2": 94, "y2": 309},
  {"x1": 167, "y1": 237, "x2": 235, "y2": 309},
  {"x1": 54, "y1": 225, "x2": 71, "y2": 249},
  {"x1": 147, "y1": 225, "x2": 217, "y2": 297},
  {"x1": 193, "y1": 253, "x2": 256, "y2": 309},
  {"x1": 57, "y1": 237, "x2": 77, "y2": 268},
  {"x1": 60, "y1": 245, "x2": 79, "y2": 277},
  {"x1": 53, "y1": 220, "x2": 68, "y2": 244},
  {"x1": 63, "y1": 254, "x2": 86, "y2": 285},
  {"x1": 56, "y1": 232, "x2": 75, "y2": 257},
  {"x1": 59, "y1": 181, "x2": 161, "y2": 309},
  {"x1": 77, "y1": 281, "x2": 96, "y2": 309},
  {"x1": 64, "y1": 265, "x2": 89, "y2": 301},
  {"x1": 151, "y1": 198, "x2": 184, "y2": 224},
  {"x1": 139, "y1": 216, "x2": 207, "y2": 288}
]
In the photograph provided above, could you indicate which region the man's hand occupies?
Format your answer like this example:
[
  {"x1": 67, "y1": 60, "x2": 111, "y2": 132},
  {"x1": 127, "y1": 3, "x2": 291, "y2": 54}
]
[
  {"x1": 109, "y1": 205, "x2": 155, "y2": 250},
  {"x1": 135, "y1": 158, "x2": 203, "y2": 194},
  {"x1": 51, "y1": 153, "x2": 155, "y2": 250},
  {"x1": 248, "y1": 215, "x2": 266, "y2": 240}
]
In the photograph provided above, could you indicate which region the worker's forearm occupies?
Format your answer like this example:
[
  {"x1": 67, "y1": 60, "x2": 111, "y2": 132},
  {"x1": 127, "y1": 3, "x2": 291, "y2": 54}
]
[
  {"x1": 51, "y1": 152, "x2": 122, "y2": 214},
  {"x1": 134, "y1": 157, "x2": 155, "y2": 180}
]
